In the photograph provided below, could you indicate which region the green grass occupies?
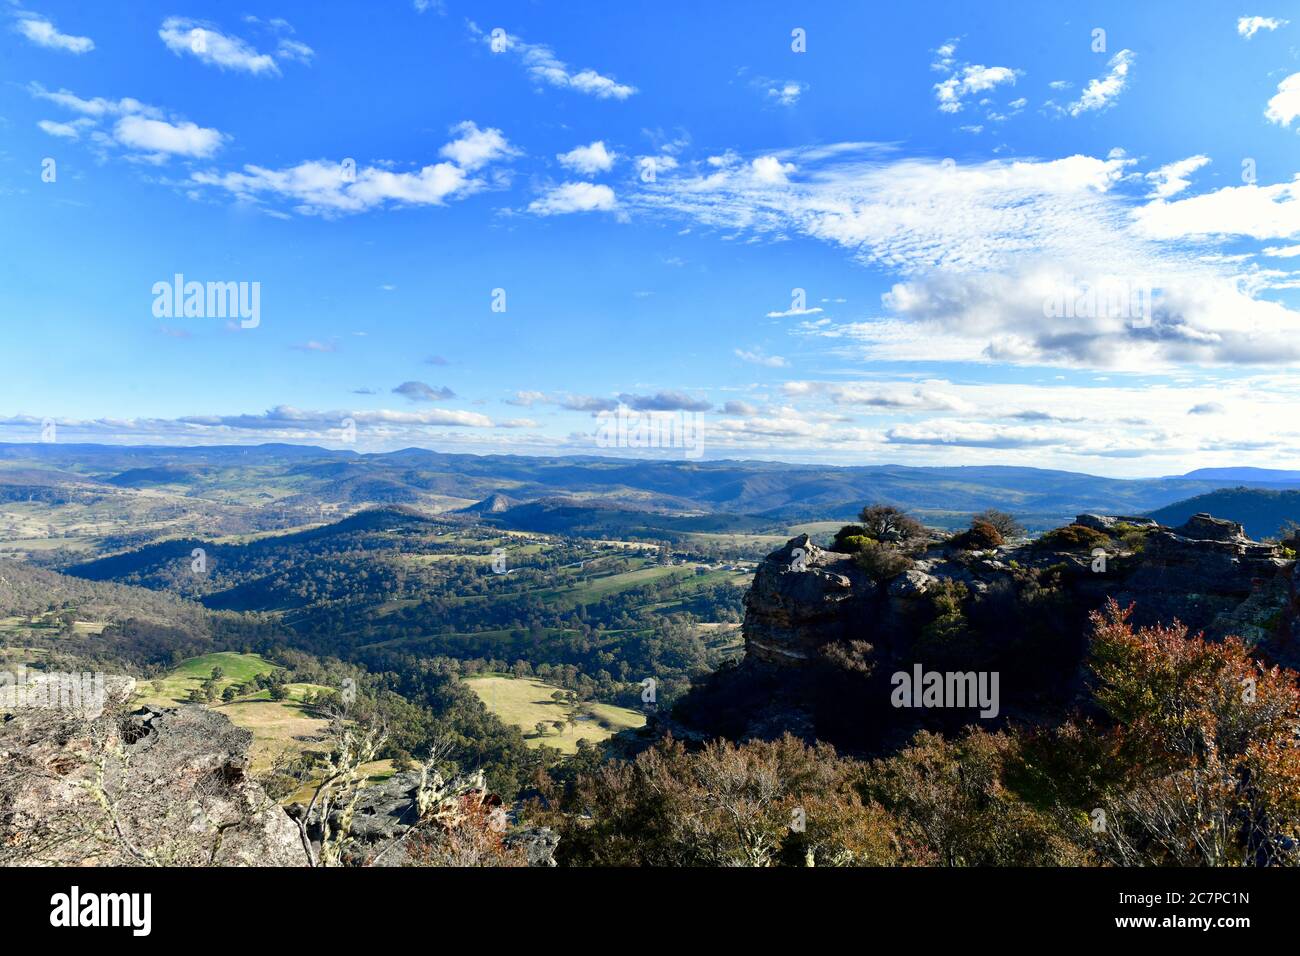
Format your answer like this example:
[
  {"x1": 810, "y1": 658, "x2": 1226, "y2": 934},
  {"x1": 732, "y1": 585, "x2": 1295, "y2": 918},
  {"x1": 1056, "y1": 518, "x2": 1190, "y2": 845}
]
[
  {"x1": 464, "y1": 674, "x2": 645, "y2": 755},
  {"x1": 134, "y1": 652, "x2": 333, "y2": 774}
]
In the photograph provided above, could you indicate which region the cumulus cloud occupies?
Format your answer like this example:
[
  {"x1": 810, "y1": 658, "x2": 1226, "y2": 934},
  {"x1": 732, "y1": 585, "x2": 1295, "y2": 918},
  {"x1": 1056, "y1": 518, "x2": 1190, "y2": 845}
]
[
  {"x1": 932, "y1": 41, "x2": 1018, "y2": 114},
  {"x1": 528, "y1": 181, "x2": 617, "y2": 215},
  {"x1": 14, "y1": 12, "x2": 93, "y2": 53},
  {"x1": 1265, "y1": 73, "x2": 1300, "y2": 127},
  {"x1": 617, "y1": 391, "x2": 712, "y2": 412},
  {"x1": 114, "y1": 115, "x2": 223, "y2": 158},
  {"x1": 559, "y1": 394, "x2": 620, "y2": 413},
  {"x1": 439, "y1": 121, "x2": 519, "y2": 170},
  {"x1": 29, "y1": 83, "x2": 224, "y2": 161},
  {"x1": 751, "y1": 155, "x2": 796, "y2": 184},
  {"x1": 1133, "y1": 177, "x2": 1300, "y2": 240},
  {"x1": 1238, "y1": 16, "x2": 1287, "y2": 38},
  {"x1": 557, "y1": 141, "x2": 616, "y2": 175},
  {"x1": 474, "y1": 24, "x2": 635, "y2": 99}
]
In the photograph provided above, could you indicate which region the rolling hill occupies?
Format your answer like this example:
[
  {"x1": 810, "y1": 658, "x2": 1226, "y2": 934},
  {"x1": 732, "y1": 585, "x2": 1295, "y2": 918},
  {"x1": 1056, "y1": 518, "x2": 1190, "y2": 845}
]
[{"x1": 1147, "y1": 487, "x2": 1300, "y2": 539}]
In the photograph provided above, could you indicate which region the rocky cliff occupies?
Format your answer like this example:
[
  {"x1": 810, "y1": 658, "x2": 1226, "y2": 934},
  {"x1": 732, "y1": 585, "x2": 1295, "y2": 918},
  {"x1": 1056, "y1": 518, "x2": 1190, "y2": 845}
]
[
  {"x1": 675, "y1": 512, "x2": 1298, "y2": 750},
  {"x1": 744, "y1": 512, "x2": 1295, "y2": 670}
]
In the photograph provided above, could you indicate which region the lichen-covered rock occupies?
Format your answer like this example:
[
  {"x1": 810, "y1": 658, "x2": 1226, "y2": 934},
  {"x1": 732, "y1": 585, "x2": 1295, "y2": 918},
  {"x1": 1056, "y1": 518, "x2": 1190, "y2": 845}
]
[{"x1": 0, "y1": 701, "x2": 303, "y2": 866}]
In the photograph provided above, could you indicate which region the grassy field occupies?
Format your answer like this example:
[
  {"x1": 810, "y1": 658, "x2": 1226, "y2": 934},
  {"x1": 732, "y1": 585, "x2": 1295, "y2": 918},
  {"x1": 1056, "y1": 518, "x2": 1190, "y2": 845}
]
[
  {"x1": 134, "y1": 652, "x2": 333, "y2": 772},
  {"x1": 464, "y1": 673, "x2": 645, "y2": 755}
]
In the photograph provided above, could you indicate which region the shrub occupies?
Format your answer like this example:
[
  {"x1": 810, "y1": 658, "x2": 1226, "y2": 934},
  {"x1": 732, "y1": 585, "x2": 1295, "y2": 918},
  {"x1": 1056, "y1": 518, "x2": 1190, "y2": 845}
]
[
  {"x1": 831, "y1": 524, "x2": 870, "y2": 552},
  {"x1": 854, "y1": 541, "x2": 914, "y2": 580},
  {"x1": 948, "y1": 519, "x2": 1004, "y2": 552},
  {"x1": 838, "y1": 534, "x2": 874, "y2": 554},
  {"x1": 1034, "y1": 523, "x2": 1109, "y2": 552}
]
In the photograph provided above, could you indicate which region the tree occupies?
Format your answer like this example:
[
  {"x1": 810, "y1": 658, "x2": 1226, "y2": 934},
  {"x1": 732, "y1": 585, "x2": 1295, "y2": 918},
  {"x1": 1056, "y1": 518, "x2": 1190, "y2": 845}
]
[
  {"x1": 853, "y1": 541, "x2": 913, "y2": 580},
  {"x1": 857, "y1": 504, "x2": 926, "y2": 543},
  {"x1": 973, "y1": 509, "x2": 1023, "y2": 540},
  {"x1": 221, "y1": 685, "x2": 238, "y2": 703}
]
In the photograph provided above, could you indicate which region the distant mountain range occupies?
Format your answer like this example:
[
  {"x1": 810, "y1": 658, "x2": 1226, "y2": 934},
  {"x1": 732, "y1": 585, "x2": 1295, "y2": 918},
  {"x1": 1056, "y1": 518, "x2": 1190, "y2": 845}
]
[
  {"x1": 4, "y1": 441, "x2": 1300, "y2": 531},
  {"x1": 1174, "y1": 467, "x2": 1300, "y2": 485}
]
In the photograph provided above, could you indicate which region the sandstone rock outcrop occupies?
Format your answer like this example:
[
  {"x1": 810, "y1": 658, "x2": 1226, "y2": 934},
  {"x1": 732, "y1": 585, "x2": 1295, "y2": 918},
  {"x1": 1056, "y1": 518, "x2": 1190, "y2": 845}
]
[
  {"x1": 0, "y1": 700, "x2": 303, "y2": 866},
  {"x1": 742, "y1": 512, "x2": 1296, "y2": 670}
]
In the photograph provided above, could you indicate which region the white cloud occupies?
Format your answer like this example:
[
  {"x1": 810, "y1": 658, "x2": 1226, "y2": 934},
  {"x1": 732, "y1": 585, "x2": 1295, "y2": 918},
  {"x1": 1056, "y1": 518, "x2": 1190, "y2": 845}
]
[
  {"x1": 15, "y1": 12, "x2": 93, "y2": 53},
  {"x1": 29, "y1": 83, "x2": 224, "y2": 161},
  {"x1": 528, "y1": 181, "x2": 617, "y2": 215},
  {"x1": 158, "y1": 17, "x2": 312, "y2": 75},
  {"x1": 1134, "y1": 177, "x2": 1300, "y2": 240},
  {"x1": 192, "y1": 122, "x2": 516, "y2": 216},
  {"x1": 767, "y1": 306, "x2": 823, "y2": 318},
  {"x1": 438, "y1": 121, "x2": 520, "y2": 170},
  {"x1": 783, "y1": 380, "x2": 972, "y2": 412},
  {"x1": 1145, "y1": 155, "x2": 1210, "y2": 199},
  {"x1": 557, "y1": 141, "x2": 616, "y2": 175},
  {"x1": 36, "y1": 119, "x2": 88, "y2": 139},
  {"x1": 766, "y1": 80, "x2": 806, "y2": 107},
  {"x1": 734, "y1": 348, "x2": 788, "y2": 367},
  {"x1": 1068, "y1": 50, "x2": 1135, "y2": 116},
  {"x1": 751, "y1": 155, "x2": 795, "y2": 183},
  {"x1": 632, "y1": 149, "x2": 1134, "y2": 274},
  {"x1": 476, "y1": 25, "x2": 635, "y2": 99},
  {"x1": 630, "y1": 142, "x2": 1300, "y2": 369},
  {"x1": 114, "y1": 115, "x2": 224, "y2": 158},
  {"x1": 935, "y1": 64, "x2": 1019, "y2": 113},
  {"x1": 1238, "y1": 16, "x2": 1288, "y2": 38},
  {"x1": 1265, "y1": 72, "x2": 1300, "y2": 127}
]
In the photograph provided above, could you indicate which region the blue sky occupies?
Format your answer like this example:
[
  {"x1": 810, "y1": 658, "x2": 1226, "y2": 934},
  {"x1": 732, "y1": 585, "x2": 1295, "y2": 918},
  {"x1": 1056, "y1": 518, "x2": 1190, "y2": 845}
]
[{"x1": 3, "y1": 0, "x2": 1300, "y2": 476}]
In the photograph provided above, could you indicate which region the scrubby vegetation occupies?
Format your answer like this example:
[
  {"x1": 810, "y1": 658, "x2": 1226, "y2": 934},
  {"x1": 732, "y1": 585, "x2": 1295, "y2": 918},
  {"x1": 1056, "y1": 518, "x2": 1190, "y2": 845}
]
[{"x1": 539, "y1": 602, "x2": 1300, "y2": 866}]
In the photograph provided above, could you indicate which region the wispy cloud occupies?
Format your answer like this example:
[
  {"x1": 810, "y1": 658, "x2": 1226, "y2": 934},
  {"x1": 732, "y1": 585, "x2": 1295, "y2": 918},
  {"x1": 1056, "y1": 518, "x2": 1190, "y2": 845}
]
[
  {"x1": 191, "y1": 121, "x2": 517, "y2": 216},
  {"x1": 158, "y1": 17, "x2": 313, "y2": 76},
  {"x1": 472, "y1": 23, "x2": 636, "y2": 99},
  {"x1": 1066, "y1": 49, "x2": 1135, "y2": 116},
  {"x1": 13, "y1": 11, "x2": 93, "y2": 54},
  {"x1": 29, "y1": 82, "x2": 225, "y2": 161}
]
